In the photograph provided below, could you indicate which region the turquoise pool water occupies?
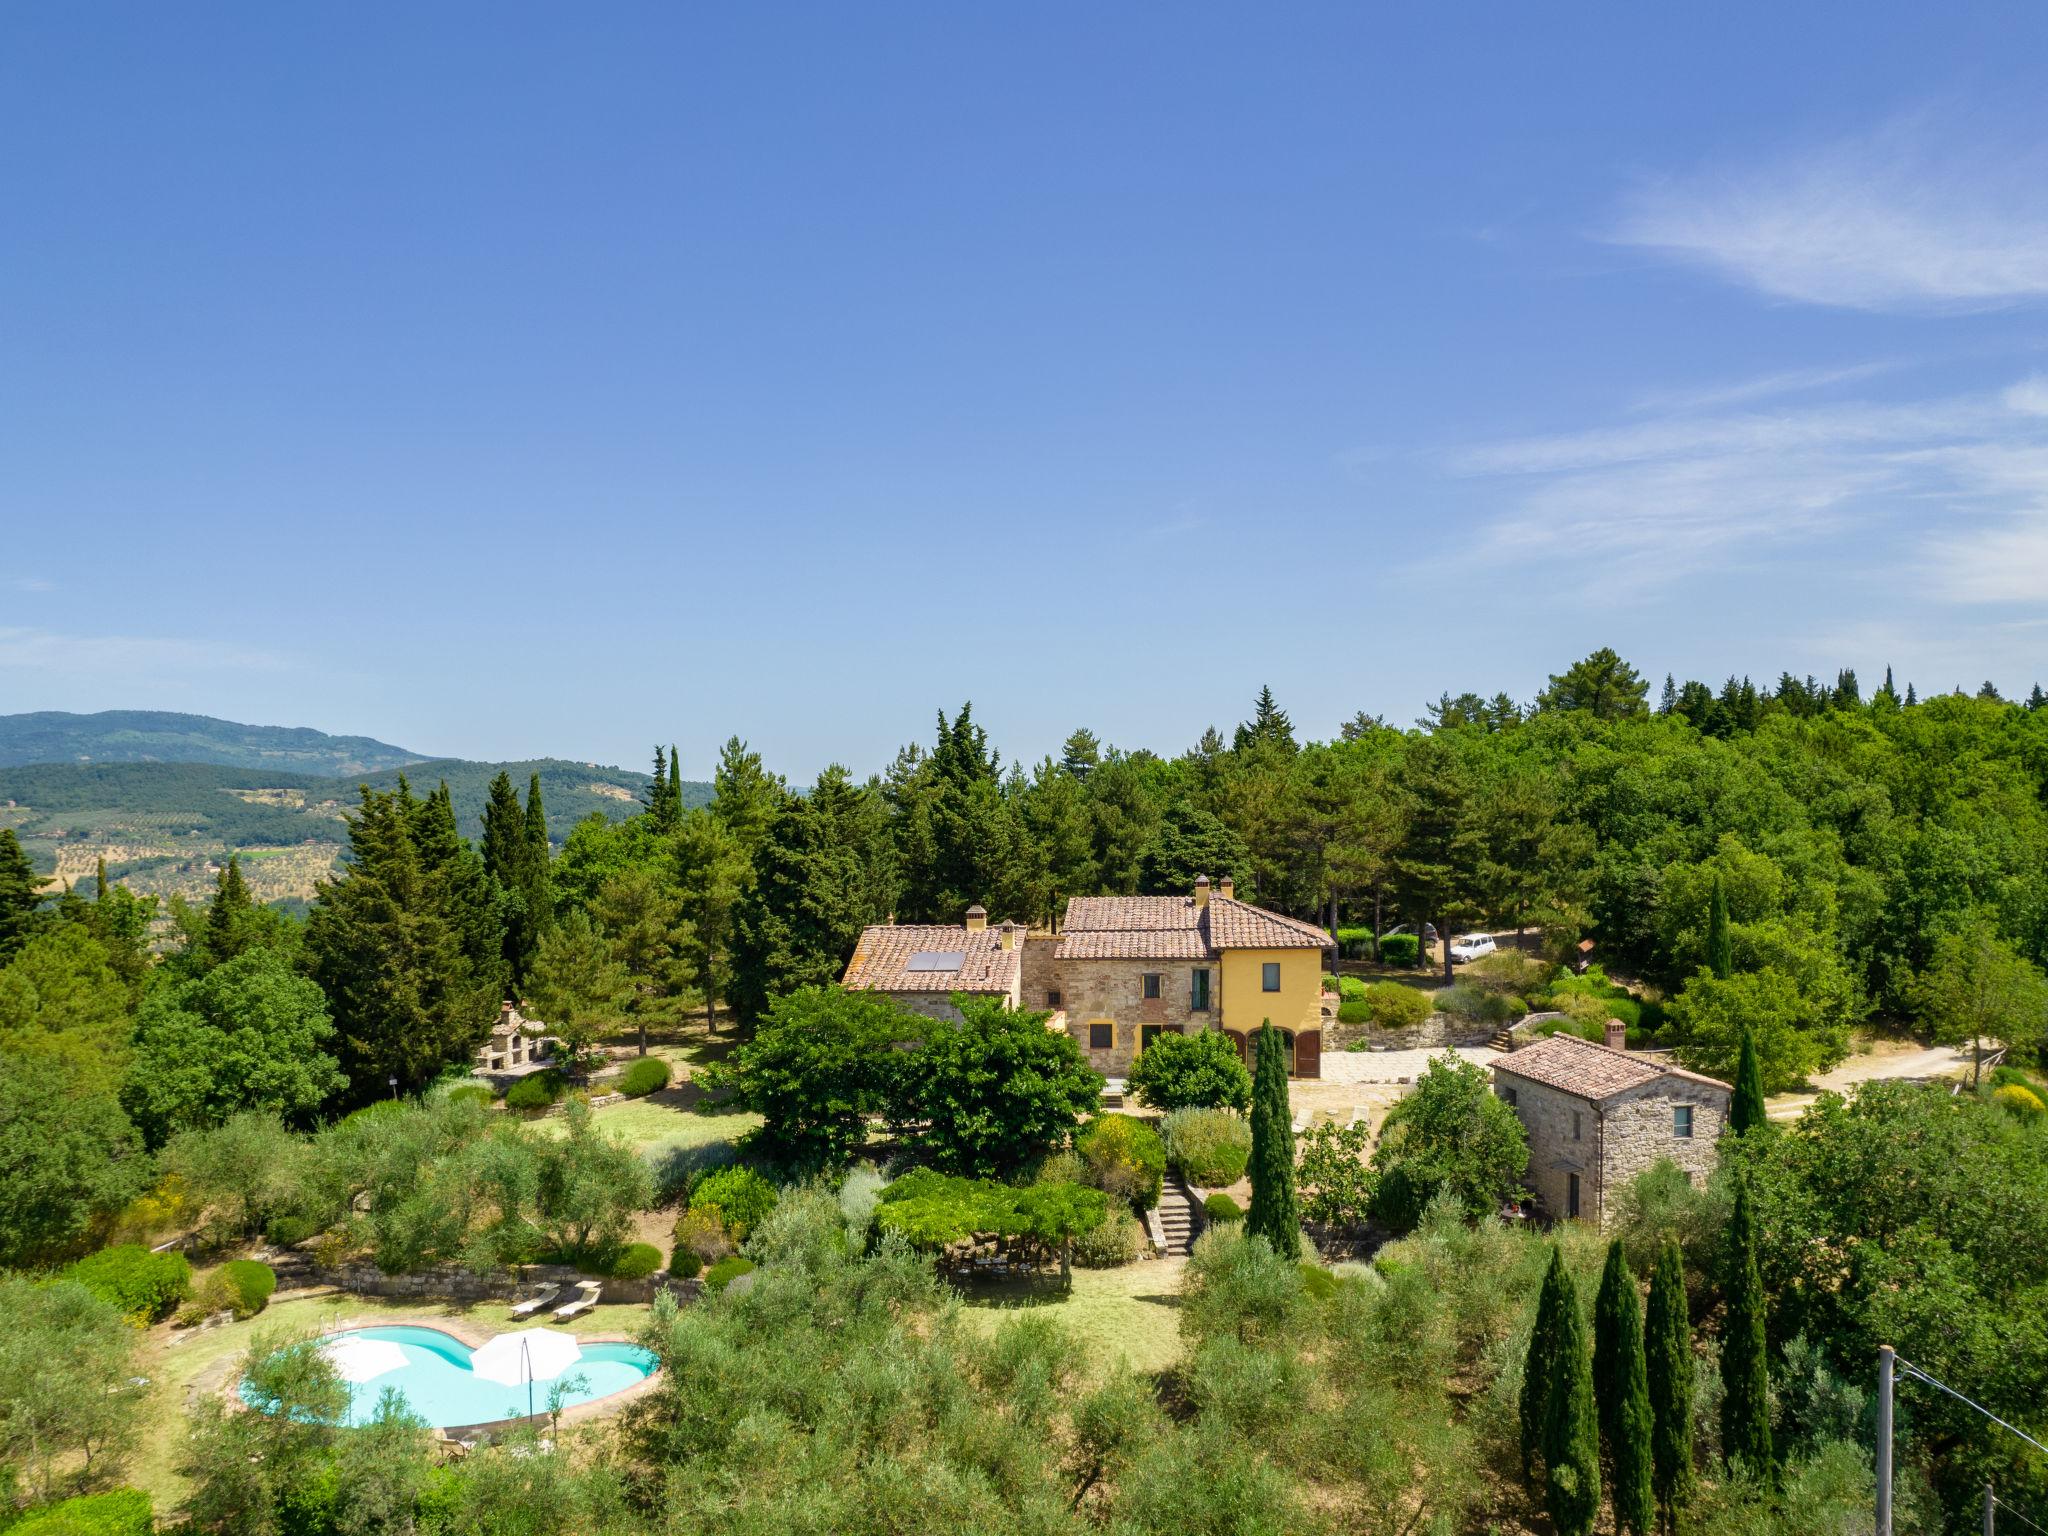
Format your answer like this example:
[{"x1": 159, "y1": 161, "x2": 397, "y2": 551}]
[{"x1": 297, "y1": 1326, "x2": 657, "y2": 1428}]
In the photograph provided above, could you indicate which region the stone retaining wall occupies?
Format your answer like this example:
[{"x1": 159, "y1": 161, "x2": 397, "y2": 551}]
[
  {"x1": 307, "y1": 1260, "x2": 665, "y2": 1305},
  {"x1": 1325, "y1": 1013, "x2": 1496, "y2": 1053}
]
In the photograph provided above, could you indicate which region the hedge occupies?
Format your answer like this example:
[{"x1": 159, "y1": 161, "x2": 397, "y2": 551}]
[
  {"x1": 609, "y1": 1242, "x2": 664, "y2": 1279},
  {"x1": 1203, "y1": 1192, "x2": 1243, "y2": 1223},
  {"x1": 1378, "y1": 934, "x2": 1420, "y2": 967},
  {"x1": 1336, "y1": 999, "x2": 1371, "y2": 1025},
  {"x1": 669, "y1": 1245, "x2": 703, "y2": 1280},
  {"x1": 504, "y1": 1071, "x2": 566, "y2": 1112},
  {"x1": 64, "y1": 1245, "x2": 191, "y2": 1324},
  {"x1": 619, "y1": 1057, "x2": 672, "y2": 1097},
  {"x1": 1335, "y1": 927, "x2": 1375, "y2": 959},
  {"x1": 9, "y1": 1489, "x2": 153, "y2": 1536},
  {"x1": 704, "y1": 1256, "x2": 756, "y2": 1294}
]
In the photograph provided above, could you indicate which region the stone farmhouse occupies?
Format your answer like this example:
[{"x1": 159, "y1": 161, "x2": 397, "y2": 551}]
[
  {"x1": 1491, "y1": 1025, "x2": 1731, "y2": 1226},
  {"x1": 841, "y1": 875, "x2": 1336, "y2": 1078}
]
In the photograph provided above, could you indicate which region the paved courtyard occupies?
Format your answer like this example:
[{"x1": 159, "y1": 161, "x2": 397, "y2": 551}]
[{"x1": 1289, "y1": 1044, "x2": 1500, "y2": 1134}]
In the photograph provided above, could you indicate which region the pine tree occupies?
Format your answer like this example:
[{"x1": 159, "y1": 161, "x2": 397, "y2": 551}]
[
  {"x1": 645, "y1": 746, "x2": 672, "y2": 827},
  {"x1": 1543, "y1": 1253, "x2": 1602, "y2": 1536},
  {"x1": 2030, "y1": 684, "x2": 2046, "y2": 711},
  {"x1": 0, "y1": 827, "x2": 45, "y2": 963},
  {"x1": 1659, "y1": 674, "x2": 1678, "y2": 714},
  {"x1": 1245, "y1": 1022, "x2": 1300, "y2": 1259},
  {"x1": 1595, "y1": 1242, "x2": 1655, "y2": 1536},
  {"x1": 1646, "y1": 1239, "x2": 1696, "y2": 1532},
  {"x1": 1706, "y1": 872, "x2": 1732, "y2": 981},
  {"x1": 1719, "y1": 1179, "x2": 1773, "y2": 1476},
  {"x1": 1234, "y1": 685, "x2": 1298, "y2": 753},
  {"x1": 1730, "y1": 1027, "x2": 1767, "y2": 1134},
  {"x1": 524, "y1": 773, "x2": 553, "y2": 909},
  {"x1": 1905, "y1": 682, "x2": 1917, "y2": 706}
]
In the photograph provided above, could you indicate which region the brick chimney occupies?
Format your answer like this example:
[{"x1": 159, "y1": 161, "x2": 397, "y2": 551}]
[
  {"x1": 1604, "y1": 1019, "x2": 1627, "y2": 1052},
  {"x1": 1218, "y1": 875, "x2": 1235, "y2": 900},
  {"x1": 965, "y1": 904, "x2": 988, "y2": 932},
  {"x1": 998, "y1": 920, "x2": 1017, "y2": 951},
  {"x1": 1194, "y1": 875, "x2": 1211, "y2": 908}
]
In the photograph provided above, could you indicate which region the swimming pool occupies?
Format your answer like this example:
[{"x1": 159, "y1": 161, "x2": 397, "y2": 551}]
[{"x1": 296, "y1": 1325, "x2": 658, "y2": 1428}]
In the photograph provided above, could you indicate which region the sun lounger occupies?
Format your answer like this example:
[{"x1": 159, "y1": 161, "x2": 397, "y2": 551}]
[
  {"x1": 551, "y1": 1280, "x2": 602, "y2": 1322},
  {"x1": 508, "y1": 1286, "x2": 562, "y2": 1319}
]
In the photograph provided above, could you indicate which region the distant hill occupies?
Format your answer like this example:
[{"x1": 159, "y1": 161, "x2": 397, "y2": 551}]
[
  {"x1": 0, "y1": 711, "x2": 423, "y2": 774},
  {"x1": 0, "y1": 751, "x2": 711, "y2": 909}
]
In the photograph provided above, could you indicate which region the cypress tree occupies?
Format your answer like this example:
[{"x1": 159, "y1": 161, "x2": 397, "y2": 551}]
[
  {"x1": 202, "y1": 854, "x2": 254, "y2": 963},
  {"x1": 1245, "y1": 1022, "x2": 1300, "y2": 1259},
  {"x1": 0, "y1": 827, "x2": 45, "y2": 963},
  {"x1": 480, "y1": 771, "x2": 528, "y2": 891},
  {"x1": 1730, "y1": 1027, "x2": 1767, "y2": 1134},
  {"x1": 1542, "y1": 1254, "x2": 1602, "y2": 1536},
  {"x1": 1521, "y1": 1243, "x2": 1570, "y2": 1478},
  {"x1": 1706, "y1": 873, "x2": 1732, "y2": 981},
  {"x1": 94, "y1": 857, "x2": 108, "y2": 903},
  {"x1": 1719, "y1": 1179, "x2": 1772, "y2": 1475},
  {"x1": 1595, "y1": 1242, "x2": 1655, "y2": 1536},
  {"x1": 1645, "y1": 1239, "x2": 1695, "y2": 1532},
  {"x1": 645, "y1": 746, "x2": 671, "y2": 827},
  {"x1": 668, "y1": 743, "x2": 684, "y2": 825}
]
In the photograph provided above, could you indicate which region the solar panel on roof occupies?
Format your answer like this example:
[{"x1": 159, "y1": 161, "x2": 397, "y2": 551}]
[{"x1": 906, "y1": 950, "x2": 966, "y2": 972}]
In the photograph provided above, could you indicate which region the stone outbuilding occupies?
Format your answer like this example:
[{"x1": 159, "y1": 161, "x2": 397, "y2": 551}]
[
  {"x1": 1490, "y1": 1025, "x2": 1731, "y2": 1227},
  {"x1": 473, "y1": 1002, "x2": 561, "y2": 1084},
  {"x1": 838, "y1": 905, "x2": 1028, "y2": 1022}
]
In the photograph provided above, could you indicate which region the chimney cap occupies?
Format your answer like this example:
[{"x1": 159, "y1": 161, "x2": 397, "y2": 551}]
[
  {"x1": 1194, "y1": 874, "x2": 1210, "y2": 887},
  {"x1": 966, "y1": 903, "x2": 987, "y2": 916},
  {"x1": 1604, "y1": 1019, "x2": 1627, "y2": 1052}
]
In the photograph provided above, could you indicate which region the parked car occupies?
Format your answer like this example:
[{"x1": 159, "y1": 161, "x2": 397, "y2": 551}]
[{"x1": 1448, "y1": 933, "x2": 1497, "y2": 964}]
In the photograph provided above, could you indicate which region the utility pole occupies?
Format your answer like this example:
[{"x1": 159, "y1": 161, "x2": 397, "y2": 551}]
[
  {"x1": 1986, "y1": 1481, "x2": 1996, "y2": 1536},
  {"x1": 1877, "y1": 1344, "x2": 1896, "y2": 1536}
]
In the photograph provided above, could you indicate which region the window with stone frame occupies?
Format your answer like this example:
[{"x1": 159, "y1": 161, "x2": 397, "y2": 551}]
[
  {"x1": 1190, "y1": 968, "x2": 1211, "y2": 1010},
  {"x1": 1088, "y1": 1022, "x2": 1113, "y2": 1050},
  {"x1": 1673, "y1": 1104, "x2": 1694, "y2": 1138},
  {"x1": 1142, "y1": 973, "x2": 1163, "y2": 1001}
]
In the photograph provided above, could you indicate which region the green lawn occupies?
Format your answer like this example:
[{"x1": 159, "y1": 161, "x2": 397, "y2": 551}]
[
  {"x1": 956, "y1": 1259, "x2": 1186, "y2": 1378},
  {"x1": 132, "y1": 1292, "x2": 651, "y2": 1514},
  {"x1": 528, "y1": 1091, "x2": 761, "y2": 1161}
]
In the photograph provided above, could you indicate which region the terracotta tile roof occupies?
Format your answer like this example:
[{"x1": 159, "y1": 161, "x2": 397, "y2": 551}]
[
  {"x1": 1206, "y1": 896, "x2": 1333, "y2": 950},
  {"x1": 841, "y1": 924, "x2": 1021, "y2": 994},
  {"x1": 1492, "y1": 1033, "x2": 1731, "y2": 1103},
  {"x1": 1055, "y1": 895, "x2": 1332, "y2": 961}
]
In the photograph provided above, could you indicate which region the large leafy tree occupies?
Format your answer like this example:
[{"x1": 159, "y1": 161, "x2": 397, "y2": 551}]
[
  {"x1": 1670, "y1": 966, "x2": 1839, "y2": 1093},
  {"x1": 305, "y1": 781, "x2": 502, "y2": 1097},
  {"x1": 1245, "y1": 1023, "x2": 1300, "y2": 1259},
  {"x1": 1911, "y1": 913, "x2": 2048, "y2": 1086},
  {"x1": 0, "y1": 1277, "x2": 145, "y2": 1503},
  {"x1": 0, "y1": 922, "x2": 134, "y2": 1086},
  {"x1": 0, "y1": 1052, "x2": 149, "y2": 1267},
  {"x1": 124, "y1": 948, "x2": 346, "y2": 1146},
  {"x1": 891, "y1": 995, "x2": 1102, "y2": 1179},
  {"x1": 524, "y1": 909, "x2": 631, "y2": 1072},
  {"x1": 716, "y1": 986, "x2": 922, "y2": 1172},
  {"x1": 1367, "y1": 1053, "x2": 1527, "y2": 1228},
  {"x1": 1124, "y1": 1028, "x2": 1252, "y2": 1112}
]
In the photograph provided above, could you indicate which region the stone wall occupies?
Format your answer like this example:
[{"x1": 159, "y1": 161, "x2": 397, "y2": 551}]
[
  {"x1": 1325, "y1": 1013, "x2": 1496, "y2": 1053},
  {"x1": 1495, "y1": 1070, "x2": 1729, "y2": 1227},
  {"x1": 308, "y1": 1261, "x2": 664, "y2": 1306},
  {"x1": 1054, "y1": 955, "x2": 1221, "y2": 1076}
]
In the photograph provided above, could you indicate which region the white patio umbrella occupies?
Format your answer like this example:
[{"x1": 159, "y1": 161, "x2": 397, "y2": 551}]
[
  {"x1": 321, "y1": 1334, "x2": 408, "y2": 1384},
  {"x1": 468, "y1": 1328, "x2": 583, "y2": 1387}
]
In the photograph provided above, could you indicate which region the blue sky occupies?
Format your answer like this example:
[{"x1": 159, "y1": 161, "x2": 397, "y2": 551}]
[{"x1": 5, "y1": 4, "x2": 2048, "y2": 781}]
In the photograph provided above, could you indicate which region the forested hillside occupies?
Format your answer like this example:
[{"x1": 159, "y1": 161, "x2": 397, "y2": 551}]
[{"x1": 0, "y1": 710, "x2": 422, "y2": 773}]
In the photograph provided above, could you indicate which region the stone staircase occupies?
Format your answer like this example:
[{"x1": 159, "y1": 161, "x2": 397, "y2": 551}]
[
  {"x1": 1487, "y1": 1027, "x2": 1516, "y2": 1051},
  {"x1": 1155, "y1": 1174, "x2": 1197, "y2": 1258}
]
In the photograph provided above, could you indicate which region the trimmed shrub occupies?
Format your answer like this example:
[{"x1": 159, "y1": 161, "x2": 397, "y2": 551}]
[
  {"x1": 1124, "y1": 1029, "x2": 1252, "y2": 1112},
  {"x1": 1076, "y1": 1114, "x2": 1166, "y2": 1211},
  {"x1": 619, "y1": 1057, "x2": 672, "y2": 1097},
  {"x1": 504, "y1": 1071, "x2": 565, "y2": 1112},
  {"x1": 445, "y1": 1084, "x2": 494, "y2": 1108},
  {"x1": 690, "y1": 1167, "x2": 779, "y2": 1239},
  {"x1": 1335, "y1": 926, "x2": 1374, "y2": 959},
  {"x1": 1072, "y1": 1208, "x2": 1148, "y2": 1268},
  {"x1": 1336, "y1": 975, "x2": 1369, "y2": 1002},
  {"x1": 669, "y1": 1244, "x2": 703, "y2": 1279},
  {"x1": 217, "y1": 1260, "x2": 276, "y2": 1317},
  {"x1": 9, "y1": 1489, "x2": 153, "y2": 1536},
  {"x1": 1204, "y1": 1192, "x2": 1243, "y2": 1223},
  {"x1": 1161, "y1": 1107, "x2": 1252, "y2": 1187},
  {"x1": 609, "y1": 1242, "x2": 663, "y2": 1279},
  {"x1": 703, "y1": 1255, "x2": 756, "y2": 1293},
  {"x1": 1364, "y1": 981, "x2": 1432, "y2": 1029},
  {"x1": 1378, "y1": 933, "x2": 1420, "y2": 968},
  {"x1": 1336, "y1": 999, "x2": 1371, "y2": 1025},
  {"x1": 64, "y1": 1245, "x2": 191, "y2": 1323}
]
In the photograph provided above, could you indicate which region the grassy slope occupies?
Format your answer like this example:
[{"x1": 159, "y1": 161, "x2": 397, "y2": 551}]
[{"x1": 956, "y1": 1259, "x2": 1186, "y2": 1378}]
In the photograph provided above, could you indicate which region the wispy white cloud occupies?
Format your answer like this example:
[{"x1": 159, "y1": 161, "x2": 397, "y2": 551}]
[
  {"x1": 9, "y1": 577, "x2": 55, "y2": 593},
  {"x1": 1629, "y1": 361, "x2": 1899, "y2": 415},
  {"x1": 0, "y1": 627, "x2": 291, "y2": 676},
  {"x1": 1448, "y1": 378, "x2": 2048, "y2": 598},
  {"x1": 1609, "y1": 120, "x2": 2048, "y2": 312}
]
